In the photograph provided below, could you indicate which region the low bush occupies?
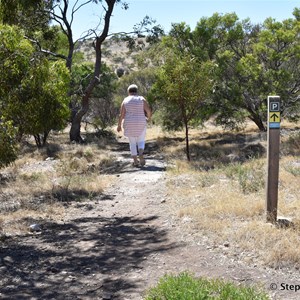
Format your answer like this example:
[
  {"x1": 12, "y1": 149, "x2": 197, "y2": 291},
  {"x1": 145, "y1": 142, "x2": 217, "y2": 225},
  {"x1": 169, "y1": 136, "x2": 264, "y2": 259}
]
[{"x1": 144, "y1": 272, "x2": 269, "y2": 300}]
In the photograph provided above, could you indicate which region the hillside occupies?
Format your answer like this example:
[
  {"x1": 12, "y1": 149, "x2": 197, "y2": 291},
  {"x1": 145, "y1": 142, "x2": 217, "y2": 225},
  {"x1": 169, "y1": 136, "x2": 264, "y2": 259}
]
[{"x1": 75, "y1": 36, "x2": 148, "y2": 74}]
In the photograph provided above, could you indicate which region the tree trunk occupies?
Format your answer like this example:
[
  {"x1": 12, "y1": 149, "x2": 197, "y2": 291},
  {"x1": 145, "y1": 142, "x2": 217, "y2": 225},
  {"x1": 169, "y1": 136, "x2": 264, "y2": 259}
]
[
  {"x1": 69, "y1": 0, "x2": 116, "y2": 142},
  {"x1": 33, "y1": 131, "x2": 50, "y2": 147},
  {"x1": 34, "y1": 134, "x2": 42, "y2": 148},
  {"x1": 42, "y1": 131, "x2": 49, "y2": 146},
  {"x1": 69, "y1": 93, "x2": 90, "y2": 142},
  {"x1": 69, "y1": 114, "x2": 83, "y2": 143},
  {"x1": 184, "y1": 121, "x2": 190, "y2": 161},
  {"x1": 249, "y1": 114, "x2": 267, "y2": 132}
]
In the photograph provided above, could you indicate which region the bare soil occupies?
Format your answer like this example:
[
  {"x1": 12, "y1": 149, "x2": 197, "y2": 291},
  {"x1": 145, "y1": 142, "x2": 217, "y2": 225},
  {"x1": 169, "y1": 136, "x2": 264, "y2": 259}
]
[{"x1": 0, "y1": 137, "x2": 299, "y2": 300}]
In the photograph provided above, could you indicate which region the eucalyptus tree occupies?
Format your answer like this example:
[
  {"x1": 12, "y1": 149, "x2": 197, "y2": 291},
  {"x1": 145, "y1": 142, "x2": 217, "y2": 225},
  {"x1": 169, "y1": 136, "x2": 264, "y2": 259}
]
[
  {"x1": 251, "y1": 12, "x2": 300, "y2": 124},
  {"x1": 0, "y1": 0, "x2": 51, "y2": 34},
  {"x1": 18, "y1": 59, "x2": 71, "y2": 147},
  {"x1": 45, "y1": 0, "x2": 120, "y2": 142},
  {"x1": 48, "y1": 0, "x2": 162, "y2": 142},
  {"x1": 187, "y1": 13, "x2": 262, "y2": 130},
  {"x1": 153, "y1": 52, "x2": 216, "y2": 161},
  {"x1": 1, "y1": 0, "x2": 162, "y2": 143},
  {"x1": 193, "y1": 11, "x2": 300, "y2": 131},
  {"x1": 0, "y1": 25, "x2": 70, "y2": 149},
  {"x1": 71, "y1": 61, "x2": 119, "y2": 131}
]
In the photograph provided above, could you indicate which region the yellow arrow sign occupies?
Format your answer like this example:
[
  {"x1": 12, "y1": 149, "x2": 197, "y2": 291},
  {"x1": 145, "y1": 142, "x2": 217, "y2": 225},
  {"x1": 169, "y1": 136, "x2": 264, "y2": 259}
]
[{"x1": 269, "y1": 112, "x2": 280, "y2": 123}]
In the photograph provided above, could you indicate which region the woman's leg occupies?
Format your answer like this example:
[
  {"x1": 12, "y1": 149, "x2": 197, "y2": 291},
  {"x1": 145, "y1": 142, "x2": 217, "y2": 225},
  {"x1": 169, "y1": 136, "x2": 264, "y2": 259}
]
[
  {"x1": 137, "y1": 127, "x2": 146, "y2": 150},
  {"x1": 128, "y1": 136, "x2": 138, "y2": 155},
  {"x1": 137, "y1": 128, "x2": 146, "y2": 165},
  {"x1": 128, "y1": 136, "x2": 139, "y2": 165}
]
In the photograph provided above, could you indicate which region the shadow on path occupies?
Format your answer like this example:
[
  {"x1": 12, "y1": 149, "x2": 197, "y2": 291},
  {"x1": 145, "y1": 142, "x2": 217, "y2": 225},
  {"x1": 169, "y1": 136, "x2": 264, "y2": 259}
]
[
  {"x1": 0, "y1": 214, "x2": 179, "y2": 299},
  {"x1": 101, "y1": 140, "x2": 165, "y2": 175}
]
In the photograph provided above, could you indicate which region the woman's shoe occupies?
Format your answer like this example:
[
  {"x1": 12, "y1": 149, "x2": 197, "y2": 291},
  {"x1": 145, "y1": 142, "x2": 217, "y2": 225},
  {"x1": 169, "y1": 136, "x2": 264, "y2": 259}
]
[
  {"x1": 132, "y1": 161, "x2": 139, "y2": 167},
  {"x1": 139, "y1": 156, "x2": 145, "y2": 166}
]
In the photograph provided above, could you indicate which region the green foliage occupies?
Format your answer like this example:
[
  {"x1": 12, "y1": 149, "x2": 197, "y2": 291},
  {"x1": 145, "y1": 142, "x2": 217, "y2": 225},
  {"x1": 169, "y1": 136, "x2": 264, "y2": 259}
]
[
  {"x1": 90, "y1": 66, "x2": 119, "y2": 130},
  {"x1": 0, "y1": 25, "x2": 34, "y2": 97},
  {"x1": 255, "y1": 17, "x2": 300, "y2": 122},
  {"x1": 154, "y1": 54, "x2": 215, "y2": 130},
  {"x1": 209, "y1": 13, "x2": 300, "y2": 130},
  {"x1": 6, "y1": 57, "x2": 70, "y2": 147},
  {"x1": 145, "y1": 11, "x2": 300, "y2": 131},
  {"x1": 115, "y1": 68, "x2": 158, "y2": 105},
  {"x1": 71, "y1": 62, "x2": 119, "y2": 130},
  {"x1": 152, "y1": 49, "x2": 216, "y2": 160},
  {"x1": 224, "y1": 161, "x2": 265, "y2": 194},
  {"x1": 24, "y1": 59, "x2": 70, "y2": 145},
  {"x1": 193, "y1": 13, "x2": 242, "y2": 61},
  {"x1": 71, "y1": 62, "x2": 95, "y2": 97},
  {"x1": 35, "y1": 25, "x2": 75, "y2": 57},
  {"x1": 194, "y1": 15, "x2": 268, "y2": 131},
  {"x1": 144, "y1": 272, "x2": 269, "y2": 300},
  {"x1": 0, "y1": 24, "x2": 71, "y2": 148},
  {"x1": 0, "y1": 119, "x2": 18, "y2": 168},
  {"x1": 0, "y1": 0, "x2": 51, "y2": 37}
]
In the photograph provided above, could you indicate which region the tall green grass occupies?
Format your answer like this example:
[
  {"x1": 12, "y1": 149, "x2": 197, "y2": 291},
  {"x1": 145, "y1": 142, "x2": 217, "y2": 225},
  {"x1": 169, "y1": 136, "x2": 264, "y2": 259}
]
[
  {"x1": 223, "y1": 160, "x2": 265, "y2": 194},
  {"x1": 144, "y1": 272, "x2": 269, "y2": 300}
]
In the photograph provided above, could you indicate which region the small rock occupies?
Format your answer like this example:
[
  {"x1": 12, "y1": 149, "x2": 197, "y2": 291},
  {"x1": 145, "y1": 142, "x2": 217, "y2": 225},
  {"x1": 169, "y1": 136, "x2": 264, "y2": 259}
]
[
  {"x1": 3, "y1": 256, "x2": 14, "y2": 264},
  {"x1": 46, "y1": 266, "x2": 59, "y2": 273},
  {"x1": 29, "y1": 224, "x2": 41, "y2": 232},
  {"x1": 85, "y1": 204, "x2": 93, "y2": 210},
  {"x1": 0, "y1": 173, "x2": 13, "y2": 183},
  {"x1": 102, "y1": 292, "x2": 113, "y2": 300},
  {"x1": 182, "y1": 216, "x2": 192, "y2": 223}
]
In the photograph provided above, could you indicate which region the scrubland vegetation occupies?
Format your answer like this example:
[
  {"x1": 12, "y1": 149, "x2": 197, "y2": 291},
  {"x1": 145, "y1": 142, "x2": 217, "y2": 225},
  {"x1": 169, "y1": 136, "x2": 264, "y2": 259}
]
[
  {"x1": 0, "y1": 1, "x2": 300, "y2": 298},
  {"x1": 157, "y1": 123, "x2": 300, "y2": 269},
  {"x1": 1, "y1": 122, "x2": 299, "y2": 273},
  {"x1": 0, "y1": 131, "x2": 117, "y2": 236}
]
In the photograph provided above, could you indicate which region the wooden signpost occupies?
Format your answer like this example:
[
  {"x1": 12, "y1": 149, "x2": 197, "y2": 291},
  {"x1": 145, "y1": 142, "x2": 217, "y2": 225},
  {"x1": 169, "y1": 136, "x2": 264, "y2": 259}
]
[{"x1": 266, "y1": 96, "x2": 280, "y2": 223}]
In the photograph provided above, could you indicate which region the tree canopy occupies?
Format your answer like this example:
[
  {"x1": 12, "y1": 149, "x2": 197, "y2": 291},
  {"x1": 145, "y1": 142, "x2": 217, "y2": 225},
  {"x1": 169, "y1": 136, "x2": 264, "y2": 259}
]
[
  {"x1": 0, "y1": 24, "x2": 70, "y2": 147},
  {"x1": 0, "y1": 2, "x2": 299, "y2": 166},
  {"x1": 144, "y1": 10, "x2": 300, "y2": 133}
]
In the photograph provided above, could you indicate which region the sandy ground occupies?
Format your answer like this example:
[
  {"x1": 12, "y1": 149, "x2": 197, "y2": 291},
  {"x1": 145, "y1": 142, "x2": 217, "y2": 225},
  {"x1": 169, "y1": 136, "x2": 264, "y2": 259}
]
[{"x1": 0, "y1": 137, "x2": 300, "y2": 300}]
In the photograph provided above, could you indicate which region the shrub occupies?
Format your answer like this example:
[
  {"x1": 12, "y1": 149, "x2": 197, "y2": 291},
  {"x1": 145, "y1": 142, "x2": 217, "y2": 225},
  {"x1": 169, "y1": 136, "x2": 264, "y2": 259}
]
[
  {"x1": 144, "y1": 272, "x2": 269, "y2": 300},
  {"x1": 283, "y1": 131, "x2": 300, "y2": 156},
  {"x1": 224, "y1": 160, "x2": 265, "y2": 194},
  {"x1": 0, "y1": 120, "x2": 18, "y2": 168}
]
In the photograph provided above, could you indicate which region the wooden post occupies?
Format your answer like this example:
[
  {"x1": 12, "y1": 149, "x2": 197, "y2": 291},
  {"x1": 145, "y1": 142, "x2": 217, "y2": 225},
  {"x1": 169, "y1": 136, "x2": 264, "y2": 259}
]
[{"x1": 266, "y1": 96, "x2": 280, "y2": 223}]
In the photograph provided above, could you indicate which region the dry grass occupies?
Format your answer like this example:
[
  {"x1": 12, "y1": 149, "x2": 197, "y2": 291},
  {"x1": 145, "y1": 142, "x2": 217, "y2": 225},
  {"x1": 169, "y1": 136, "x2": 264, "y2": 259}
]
[
  {"x1": 162, "y1": 121, "x2": 300, "y2": 269},
  {"x1": 1, "y1": 122, "x2": 299, "y2": 270},
  {"x1": 0, "y1": 132, "x2": 117, "y2": 236}
]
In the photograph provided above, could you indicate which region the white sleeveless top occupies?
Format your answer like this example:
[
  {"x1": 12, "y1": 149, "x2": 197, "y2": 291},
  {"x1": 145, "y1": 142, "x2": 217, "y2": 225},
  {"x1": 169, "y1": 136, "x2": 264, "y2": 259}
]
[{"x1": 122, "y1": 95, "x2": 146, "y2": 137}]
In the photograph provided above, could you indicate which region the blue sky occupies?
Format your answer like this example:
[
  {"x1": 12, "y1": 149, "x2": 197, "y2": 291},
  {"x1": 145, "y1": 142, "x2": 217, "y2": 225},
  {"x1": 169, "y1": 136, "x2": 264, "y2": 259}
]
[{"x1": 68, "y1": 0, "x2": 299, "y2": 40}]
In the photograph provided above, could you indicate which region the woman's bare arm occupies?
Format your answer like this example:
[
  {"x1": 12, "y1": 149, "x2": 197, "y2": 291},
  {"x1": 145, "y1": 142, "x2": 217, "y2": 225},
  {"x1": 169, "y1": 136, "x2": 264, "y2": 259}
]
[
  {"x1": 117, "y1": 103, "x2": 126, "y2": 132},
  {"x1": 143, "y1": 99, "x2": 152, "y2": 121}
]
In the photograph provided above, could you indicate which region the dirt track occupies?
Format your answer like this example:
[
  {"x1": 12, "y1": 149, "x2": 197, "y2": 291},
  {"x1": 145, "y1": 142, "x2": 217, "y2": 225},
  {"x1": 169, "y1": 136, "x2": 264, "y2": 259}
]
[{"x1": 0, "y1": 138, "x2": 299, "y2": 299}]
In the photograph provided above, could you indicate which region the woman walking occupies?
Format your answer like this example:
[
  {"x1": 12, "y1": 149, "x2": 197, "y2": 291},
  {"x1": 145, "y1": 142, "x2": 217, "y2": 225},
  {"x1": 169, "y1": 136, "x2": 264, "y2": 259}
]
[{"x1": 117, "y1": 84, "x2": 152, "y2": 167}]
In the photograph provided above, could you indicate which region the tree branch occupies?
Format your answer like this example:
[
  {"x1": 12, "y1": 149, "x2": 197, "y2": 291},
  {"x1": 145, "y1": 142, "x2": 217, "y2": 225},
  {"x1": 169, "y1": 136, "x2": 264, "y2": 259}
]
[{"x1": 25, "y1": 36, "x2": 68, "y2": 60}]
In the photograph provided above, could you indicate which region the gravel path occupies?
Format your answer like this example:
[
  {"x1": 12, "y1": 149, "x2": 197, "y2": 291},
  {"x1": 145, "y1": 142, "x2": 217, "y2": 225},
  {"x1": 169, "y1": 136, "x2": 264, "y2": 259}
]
[{"x1": 0, "y1": 139, "x2": 299, "y2": 299}]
